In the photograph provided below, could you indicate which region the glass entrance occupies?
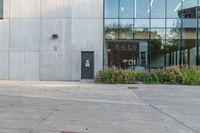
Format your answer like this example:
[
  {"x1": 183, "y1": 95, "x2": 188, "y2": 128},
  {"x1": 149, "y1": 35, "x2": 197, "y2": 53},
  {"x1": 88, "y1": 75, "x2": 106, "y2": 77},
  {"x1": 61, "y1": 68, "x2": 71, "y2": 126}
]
[{"x1": 106, "y1": 41, "x2": 147, "y2": 70}]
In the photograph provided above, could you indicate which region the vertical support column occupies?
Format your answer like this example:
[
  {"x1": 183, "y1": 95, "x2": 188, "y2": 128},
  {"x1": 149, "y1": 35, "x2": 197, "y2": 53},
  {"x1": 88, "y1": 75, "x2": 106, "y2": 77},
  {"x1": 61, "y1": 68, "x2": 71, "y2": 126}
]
[
  {"x1": 103, "y1": 0, "x2": 105, "y2": 70},
  {"x1": 164, "y1": 0, "x2": 167, "y2": 70},
  {"x1": 179, "y1": 1, "x2": 183, "y2": 67},
  {"x1": 197, "y1": 0, "x2": 200, "y2": 66},
  {"x1": 148, "y1": 0, "x2": 151, "y2": 72}
]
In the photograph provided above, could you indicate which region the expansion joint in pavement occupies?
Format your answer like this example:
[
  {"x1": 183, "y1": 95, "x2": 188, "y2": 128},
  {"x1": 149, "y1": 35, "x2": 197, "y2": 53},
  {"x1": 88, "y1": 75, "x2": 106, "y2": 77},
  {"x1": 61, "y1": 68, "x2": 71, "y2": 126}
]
[
  {"x1": 28, "y1": 109, "x2": 56, "y2": 133},
  {"x1": 130, "y1": 89, "x2": 200, "y2": 133}
]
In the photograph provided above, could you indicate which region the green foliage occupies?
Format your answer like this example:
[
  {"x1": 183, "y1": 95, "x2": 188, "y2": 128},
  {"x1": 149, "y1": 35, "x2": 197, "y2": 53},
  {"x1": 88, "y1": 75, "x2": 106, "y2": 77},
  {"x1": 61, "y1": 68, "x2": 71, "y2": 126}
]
[
  {"x1": 181, "y1": 68, "x2": 200, "y2": 85},
  {"x1": 96, "y1": 67, "x2": 200, "y2": 85},
  {"x1": 96, "y1": 69, "x2": 137, "y2": 84}
]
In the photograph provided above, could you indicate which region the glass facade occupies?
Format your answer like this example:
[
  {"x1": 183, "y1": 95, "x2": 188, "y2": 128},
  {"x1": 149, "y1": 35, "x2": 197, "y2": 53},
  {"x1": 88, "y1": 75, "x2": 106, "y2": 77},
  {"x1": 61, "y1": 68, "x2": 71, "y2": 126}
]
[
  {"x1": 0, "y1": 0, "x2": 2, "y2": 19},
  {"x1": 104, "y1": 0, "x2": 200, "y2": 70}
]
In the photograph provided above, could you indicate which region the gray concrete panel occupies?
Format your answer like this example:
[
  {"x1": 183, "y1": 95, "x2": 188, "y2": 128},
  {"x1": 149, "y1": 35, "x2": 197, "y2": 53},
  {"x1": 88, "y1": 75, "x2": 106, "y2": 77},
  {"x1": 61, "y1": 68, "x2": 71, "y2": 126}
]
[
  {"x1": 62, "y1": 51, "x2": 72, "y2": 81},
  {"x1": 94, "y1": 51, "x2": 103, "y2": 78},
  {"x1": 0, "y1": 52, "x2": 8, "y2": 80},
  {"x1": 72, "y1": 19, "x2": 103, "y2": 51},
  {"x1": 71, "y1": 51, "x2": 81, "y2": 80},
  {"x1": 41, "y1": 19, "x2": 63, "y2": 51},
  {"x1": 10, "y1": 19, "x2": 40, "y2": 52},
  {"x1": 0, "y1": 19, "x2": 9, "y2": 51},
  {"x1": 41, "y1": 0, "x2": 72, "y2": 18},
  {"x1": 3, "y1": 0, "x2": 9, "y2": 19},
  {"x1": 24, "y1": 52, "x2": 39, "y2": 80},
  {"x1": 72, "y1": 0, "x2": 103, "y2": 18},
  {"x1": 1, "y1": 0, "x2": 104, "y2": 81},
  {"x1": 9, "y1": 52, "x2": 25, "y2": 80},
  {"x1": 39, "y1": 52, "x2": 63, "y2": 81},
  {"x1": 10, "y1": 0, "x2": 40, "y2": 18}
]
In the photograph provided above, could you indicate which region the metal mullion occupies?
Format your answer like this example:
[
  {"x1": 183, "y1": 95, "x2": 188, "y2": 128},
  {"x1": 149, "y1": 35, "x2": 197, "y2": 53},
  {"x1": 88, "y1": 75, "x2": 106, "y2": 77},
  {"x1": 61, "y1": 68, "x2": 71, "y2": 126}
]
[
  {"x1": 148, "y1": 0, "x2": 151, "y2": 71},
  {"x1": 197, "y1": 0, "x2": 200, "y2": 66},
  {"x1": 133, "y1": 0, "x2": 135, "y2": 40},
  {"x1": 179, "y1": 0, "x2": 183, "y2": 66},
  {"x1": 103, "y1": 0, "x2": 105, "y2": 69},
  {"x1": 164, "y1": 0, "x2": 167, "y2": 69},
  {"x1": 118, "y1": 0, "x2": 120, "y2": 40}
]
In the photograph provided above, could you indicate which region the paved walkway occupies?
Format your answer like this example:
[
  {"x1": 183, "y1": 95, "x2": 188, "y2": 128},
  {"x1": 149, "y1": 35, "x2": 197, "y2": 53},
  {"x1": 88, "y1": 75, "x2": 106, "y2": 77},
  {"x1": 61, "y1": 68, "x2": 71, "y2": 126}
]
[{"x1": 0, "y1": 81, "x2": 199, "y2": 133}]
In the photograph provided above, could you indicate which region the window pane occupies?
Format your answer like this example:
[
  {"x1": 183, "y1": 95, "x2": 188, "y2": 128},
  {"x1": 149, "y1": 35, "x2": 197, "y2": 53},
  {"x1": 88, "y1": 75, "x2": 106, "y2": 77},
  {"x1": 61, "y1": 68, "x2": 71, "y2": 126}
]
[
  {"x1": 135, "y1": 0, "x2": 149, "y2": 18},
  {"x1": 166, "y1": 28, "x2": 180, "y2": 40},
  {"x1": 182, "y1": 19, "x2": 197, "y2": 28},
  {"x1": 167, "y1": 19, "x2": 181, "y2": 28},
  {"x1": 182, "y1": 29, "x2": 196, "y2": 39},
  {"x1": 179, "y1": 5, "x2": 197, "y2": 19},
  {"x1": 119, "y1": 19, "x2": 133, "y2": 39},
  {"x1": 150, "y1": 40, "x2": 165, "y2": 68},
  {"x1": 151, "y1": 0, "x2": 165, "y2": 18},
  {"x1": 0, "y1": 0, "x2": 2, "y2": 18},
  {"x1": 105, "y1": 0, "x2": 119, "y2": 18},
  {"x1": 134, "y1": 19, "x2": 149, "y2": 28},
  {"x1": 167, "y1": 0, "x2": 181, "y2": 18},
  {"x1": 150, "y1": 28, "x2": 165, "y2": 39},
  {"x1": 151, "y1": 19, "x2": 165, "y2": 28},
  {"x1": 105, "y1": 19, "x2": 118, "y2": 40},
  {"x1": 183, "y1": 0, "x2": 197, "y2": 9},
  {"x1": 120, "y1": 0, "x2": 134, "y2": 18},
  {"x1": 134, "y1": 28, "x2": 149, "y2": 39}
]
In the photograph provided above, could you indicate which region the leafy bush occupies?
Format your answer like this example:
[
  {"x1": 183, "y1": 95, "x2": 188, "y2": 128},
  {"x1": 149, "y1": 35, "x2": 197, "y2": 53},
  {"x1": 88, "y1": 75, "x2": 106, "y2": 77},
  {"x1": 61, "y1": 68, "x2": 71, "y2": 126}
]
[
  {"x1": 96, "y1": 67, "x2": 200, "y2": 85},
  {"x1": 182, "y1": 68, "x2": 200, "y2": 85},
  {"x1": 96, "y1": 69, "x2": 137, "y2": 84}
]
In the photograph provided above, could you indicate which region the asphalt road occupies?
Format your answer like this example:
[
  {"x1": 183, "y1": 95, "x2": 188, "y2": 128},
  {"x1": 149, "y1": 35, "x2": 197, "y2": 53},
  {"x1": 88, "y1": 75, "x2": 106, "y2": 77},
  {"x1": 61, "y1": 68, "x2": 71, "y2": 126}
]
[{"x1": 0, "y1": 81, "x2": 199, "y2": 133}]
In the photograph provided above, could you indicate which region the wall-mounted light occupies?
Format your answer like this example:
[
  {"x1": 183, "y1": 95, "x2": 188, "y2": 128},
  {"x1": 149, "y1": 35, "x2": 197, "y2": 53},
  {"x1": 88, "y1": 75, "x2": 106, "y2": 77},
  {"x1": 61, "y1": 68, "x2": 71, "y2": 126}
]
[{"x1": 52, "y1": 34, "x2": 58, "y2": 39}]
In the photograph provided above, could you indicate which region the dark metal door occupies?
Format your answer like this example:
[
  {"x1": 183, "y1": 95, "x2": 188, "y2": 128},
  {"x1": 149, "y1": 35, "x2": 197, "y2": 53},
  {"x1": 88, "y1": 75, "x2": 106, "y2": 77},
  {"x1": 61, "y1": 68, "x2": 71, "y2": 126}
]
[{"x1": 81, "y1": 52, "x2": 94, "y2": 79}]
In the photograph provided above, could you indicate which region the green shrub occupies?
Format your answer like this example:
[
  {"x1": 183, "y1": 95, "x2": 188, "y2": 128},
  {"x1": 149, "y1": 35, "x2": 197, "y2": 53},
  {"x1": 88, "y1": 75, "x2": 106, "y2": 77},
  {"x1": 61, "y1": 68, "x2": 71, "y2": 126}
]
[
  {"x1": 96, "y1": 69, "x2": 137, "y2": 84},
  {"x1": 181, "y1": 68, "x2": 200, "y2": 85},
  {"x1": 166, "y1": 68, "x2": 183, "y2": 84},
  {"x1": 96, "y1": 67, "x2": 200, "y2": 85}
]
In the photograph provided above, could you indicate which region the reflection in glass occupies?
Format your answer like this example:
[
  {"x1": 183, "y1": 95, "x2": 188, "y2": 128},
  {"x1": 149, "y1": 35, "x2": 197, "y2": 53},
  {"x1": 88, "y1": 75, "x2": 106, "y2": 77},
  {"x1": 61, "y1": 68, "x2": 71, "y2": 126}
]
[
  {"x1": 107, "y1": 41, "x2": 140, "y2": 69},
  {"x1": 135, "y1": 0, "x2": 149, "y2": 18},
  {"x1": 149, "y1": 39, "x2": 165, "y2": 68},
  {"x1": 167, "y1": 19, "x2": 181, "y2": 28},
  {"x1": 119, "y1": 19, "x2": 134, "y2": 39},
  {"x1": 166, "y1": 28, "x2": 180, "y2": 40},
  {"x1": 134, "y1": 19, "x2": 149, "y2": 28},
  {"x1": 105, "y1": 19, "x2": 118, "y2": 40},
  {"x1": 182, "y1": 19, "x2": 197, "y2": 28},
  {"x1": 134, "y1": 28, "x2": 149, "y2": 39},
  {"x1": 105, "y1": 0, "x2": 119, "y2": 18},
  {"x1": 182, "y1": 29, "x2": 196, "y2": 39},
  {"x1": 103, "y1": 0, "x2": 200, "y2": 69},
  {"x1": 120, "y1": 0, "x2": 134, "y2": 18},
  {"x1": 151, "y1": 0, "x2": 165, "y2": 18},
  {"x1": 150, "y1": 28, "x2": 165, "y2": 40},
  {"x1": 167, "y1": 0, "x2": 181, "y2": 18},
  {"x1": 183, "y1": 0, "x2": 197, "y2": 9},
  {"x1": 151, "y1": 19, "x2": 165, "y2": 28},
  {"x1": 0, "y1": 0, "x2": 2, "y2": 18}
]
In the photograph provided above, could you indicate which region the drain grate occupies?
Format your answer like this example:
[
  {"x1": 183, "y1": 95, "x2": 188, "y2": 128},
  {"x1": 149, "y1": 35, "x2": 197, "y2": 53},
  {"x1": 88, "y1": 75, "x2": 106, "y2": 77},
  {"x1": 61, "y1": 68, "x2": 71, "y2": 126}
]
[
  {"x1": 128, "y1": 86, "x2": 139, "y2": 90},
  {"x1": 61, "y1": 131, "x2": 79, "y2": 133}
]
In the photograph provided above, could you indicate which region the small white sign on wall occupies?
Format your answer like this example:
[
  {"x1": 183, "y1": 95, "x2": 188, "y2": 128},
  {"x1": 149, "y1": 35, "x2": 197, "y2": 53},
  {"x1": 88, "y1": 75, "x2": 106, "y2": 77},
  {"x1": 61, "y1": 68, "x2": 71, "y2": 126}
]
[{"x1": 85, "y1": 59, "x2": 90, "y2": 67}]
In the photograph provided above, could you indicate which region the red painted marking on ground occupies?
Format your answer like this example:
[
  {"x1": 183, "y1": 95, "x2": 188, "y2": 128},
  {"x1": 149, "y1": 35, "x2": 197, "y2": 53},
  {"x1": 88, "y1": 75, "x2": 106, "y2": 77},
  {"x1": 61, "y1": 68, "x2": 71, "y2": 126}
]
[{"x1": 61, "y1": 131, "x2": 79, "y2": 133}]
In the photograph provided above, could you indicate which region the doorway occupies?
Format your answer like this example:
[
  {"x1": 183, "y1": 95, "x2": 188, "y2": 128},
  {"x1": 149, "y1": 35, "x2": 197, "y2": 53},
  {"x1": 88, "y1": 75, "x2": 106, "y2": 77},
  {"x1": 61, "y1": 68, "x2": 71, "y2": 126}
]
[{"x1": 81, "y1": 51, "x2": 94, "y2": 79}]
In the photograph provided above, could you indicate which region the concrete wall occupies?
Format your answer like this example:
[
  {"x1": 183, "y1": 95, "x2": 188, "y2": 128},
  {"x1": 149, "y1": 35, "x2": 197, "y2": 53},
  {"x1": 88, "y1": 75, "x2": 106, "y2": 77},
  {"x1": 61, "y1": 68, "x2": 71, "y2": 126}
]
[{"x1": 0, "y1": 0, "x2": 103, "y2": 81}]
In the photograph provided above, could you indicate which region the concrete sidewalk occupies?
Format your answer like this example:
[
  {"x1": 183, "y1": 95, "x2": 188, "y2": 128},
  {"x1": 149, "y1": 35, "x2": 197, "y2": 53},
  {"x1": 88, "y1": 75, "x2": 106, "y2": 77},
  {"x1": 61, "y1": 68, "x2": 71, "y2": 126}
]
[{"x1": 0, "y1": 81, "x2": 199, "y2": 133}]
